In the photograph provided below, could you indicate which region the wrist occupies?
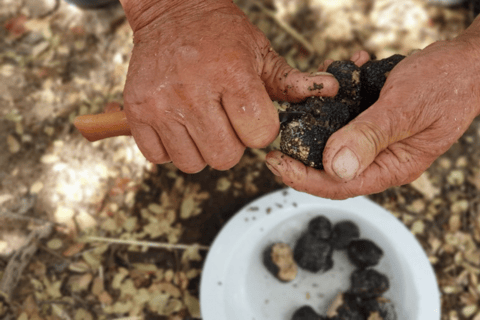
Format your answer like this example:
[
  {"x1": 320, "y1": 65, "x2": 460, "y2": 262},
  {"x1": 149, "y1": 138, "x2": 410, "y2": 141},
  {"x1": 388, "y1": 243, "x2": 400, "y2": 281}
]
[{"x1": 119, "y1": 0, "x2": 232, "y2": 34}]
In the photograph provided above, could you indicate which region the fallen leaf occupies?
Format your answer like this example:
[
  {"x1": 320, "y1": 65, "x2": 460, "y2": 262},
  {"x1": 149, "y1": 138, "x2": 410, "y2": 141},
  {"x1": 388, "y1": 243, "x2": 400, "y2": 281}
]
[
  {"x1": 4, "y1": 15, "x2": 28, "y2": 38},
  {"x1": 184, "y1": 291, "x2": 201, "y2": 318}
]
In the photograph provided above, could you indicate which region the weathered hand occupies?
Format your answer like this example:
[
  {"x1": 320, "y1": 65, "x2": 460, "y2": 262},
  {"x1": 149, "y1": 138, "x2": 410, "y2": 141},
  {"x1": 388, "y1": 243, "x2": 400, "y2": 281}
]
[
  {"x1": 119, "y1": 0, "x2": 338, "y2": 173},
  {"x1": 266, "y1": 37, "x2": 480, "y2": 199}
]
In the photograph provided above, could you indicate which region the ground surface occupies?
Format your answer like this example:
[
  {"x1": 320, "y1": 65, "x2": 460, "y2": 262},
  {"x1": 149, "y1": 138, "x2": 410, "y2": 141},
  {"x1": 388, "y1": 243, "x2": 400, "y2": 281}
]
[{"x1": 0, "y1": 0, "x2": 479, "y2": 319}]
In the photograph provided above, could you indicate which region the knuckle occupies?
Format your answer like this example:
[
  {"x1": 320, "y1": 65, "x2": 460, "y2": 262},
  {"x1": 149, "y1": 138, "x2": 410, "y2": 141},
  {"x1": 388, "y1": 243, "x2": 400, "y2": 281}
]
[
  {"x1": 243, "y1": 123, "x2": 280, "y2": 148},
  {"x1": 177, "y1": 162, "x2": 207, "y2": 174},
  {"x1": 208, "y1": 148, "x2": 245, "y2": 171}
]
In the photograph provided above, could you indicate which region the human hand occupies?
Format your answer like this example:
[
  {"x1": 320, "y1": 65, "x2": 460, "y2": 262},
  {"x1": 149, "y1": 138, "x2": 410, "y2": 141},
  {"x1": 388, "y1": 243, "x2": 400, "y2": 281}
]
[
  {"x1": 265, "y1": 38, "x2": 480, "y2": 199},
  {"x1": 118, "y1": 0, "x2": 339, "y2": 173}
]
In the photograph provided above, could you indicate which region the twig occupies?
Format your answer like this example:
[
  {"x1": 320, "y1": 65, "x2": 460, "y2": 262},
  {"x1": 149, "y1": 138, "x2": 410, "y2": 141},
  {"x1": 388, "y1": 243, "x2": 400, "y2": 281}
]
[
  {"x1": 250, "y1": 0, "x2": 315, "y2": 55},
  {"x1": 81, "y1": 236, "x2": 210, "y2": 251}
]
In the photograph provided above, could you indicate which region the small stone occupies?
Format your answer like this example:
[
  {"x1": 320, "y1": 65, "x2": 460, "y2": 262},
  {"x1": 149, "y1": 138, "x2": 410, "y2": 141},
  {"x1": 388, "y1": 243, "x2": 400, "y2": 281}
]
[
  {"x1": 30, "y1": 181, "x2": 44, "y2": 194},
  {"x1": 463, "y1": 305, "x2": 478, "y2": 318},
  {"x1": 447, "y1": 170, "x2": 465, "y2": 186},
  {"x1": 7, "y1": 134, "x2": 21, "y2": 153}
]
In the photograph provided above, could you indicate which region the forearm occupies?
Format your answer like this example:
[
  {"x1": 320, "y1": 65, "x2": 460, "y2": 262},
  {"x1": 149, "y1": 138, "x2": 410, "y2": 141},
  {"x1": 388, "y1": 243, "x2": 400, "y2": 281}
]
[{"x1": 118, "y1": 0, "x2": 232, "y2": 32}]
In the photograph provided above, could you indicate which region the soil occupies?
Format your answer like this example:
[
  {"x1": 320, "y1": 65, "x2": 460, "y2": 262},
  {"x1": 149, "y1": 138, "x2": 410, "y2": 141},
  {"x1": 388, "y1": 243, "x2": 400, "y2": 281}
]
[{"x1": 0, "y1": 0, "x2": 479, "y2": 320}]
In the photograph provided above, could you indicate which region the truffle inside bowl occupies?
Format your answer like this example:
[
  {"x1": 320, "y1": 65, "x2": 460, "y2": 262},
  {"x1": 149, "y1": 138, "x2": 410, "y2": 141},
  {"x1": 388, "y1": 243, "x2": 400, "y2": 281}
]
[{"x1": 200, "y1": 188, "x2": 440, "y2": 320}]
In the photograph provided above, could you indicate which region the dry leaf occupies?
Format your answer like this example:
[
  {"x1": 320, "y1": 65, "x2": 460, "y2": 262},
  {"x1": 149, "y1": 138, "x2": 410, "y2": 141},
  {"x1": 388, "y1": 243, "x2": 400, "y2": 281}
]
[
  {"x1": 63, "y1": 243, "x2": 86, "y2": 257},
  {"x1": 91, "y1": 276, "x2": 104, "y2": 296},
  {"x1": 69, "y1": 261, "x2": 91, "y2": 273},
  {"x1": 181, "y1": 244, "x2": 202, "y2": 265},
  {"x1": 98, "y1": 291, "x2": 113, "y2": 305},
  {"x1": 409, "y1": 172, "x2": 440, "y2": 200},
  {"x1": 148, "y1": 293, "x2": 170, "y2": 315},
  {"x1": 74, "y1": 309, "x2": 93, "y2": 320},
  {"x1": 184, "y1": 291, "x2": 201, "y2": 318}
]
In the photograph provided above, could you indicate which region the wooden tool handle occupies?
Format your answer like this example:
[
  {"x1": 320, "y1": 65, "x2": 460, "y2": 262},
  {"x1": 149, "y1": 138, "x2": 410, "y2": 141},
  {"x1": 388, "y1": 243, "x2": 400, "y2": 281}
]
[{"x1": 73, "y1": 111, "x2": 131, "y2": 142}]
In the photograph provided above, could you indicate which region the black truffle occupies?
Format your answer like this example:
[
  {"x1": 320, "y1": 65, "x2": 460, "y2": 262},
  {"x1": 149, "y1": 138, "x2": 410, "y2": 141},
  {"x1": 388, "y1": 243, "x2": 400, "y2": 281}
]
[
  {"x1": 280, "y1": 55, "x2": 405, "y2": 169},
  {"x1": 308, "y1": 216, "x2": 332, "y2": 240},
  {"x1": 359, "y1": 54, "x2": 406, "y2": 109},
  {"x1": 350, "y1": 269, "x2": 389, "y2": 299},
  {"x1": 293, "y1": 233, "x2": 333, "y2": 273},
  {"x1": 347, "y1": 239, "x2": 384, "y2": 268},
  {"x1": 291, "y1": 306, "x2": 326, "y2": 320},
  {"x1": 331, "y1": 221, "x2": 360, "y2": 250},
  {"x1": 263, "y1": 243, "x2": 298, "y2": 282},
  {"x1": 361, "y1": 297, "x2": 397, "y2": 320}
]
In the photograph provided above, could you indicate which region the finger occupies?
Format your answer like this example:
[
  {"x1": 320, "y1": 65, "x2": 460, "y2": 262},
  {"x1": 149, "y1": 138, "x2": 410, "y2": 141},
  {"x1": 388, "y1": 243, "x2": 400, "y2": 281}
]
[
  {"x1": 261, "y1": 50, "x2": 339, "y2": 102},
  {"x1": 321, "y1": 98, "x2": 413, "y2": 182},
  {"x1": 265, "y1": 146, "x2": 428, "y2": 200},
  {"x1": 185, "y1": 94, "x2": 245, "y2": 170},
  {"x1": 317, "y1": 59, "x2": 334, "y2": 72},
  {"x1": 221, "y1": 74, "x2": 280, "y2": 149},
  {"x1": 156, "y1": 120, "x2": 207, "y2": 173},
  {"x1": 129, "y1": 123, "x2": 170, "y2": 164},
  {"x1": 350, "y1": 50, "x2": 371, "y2": 67}
]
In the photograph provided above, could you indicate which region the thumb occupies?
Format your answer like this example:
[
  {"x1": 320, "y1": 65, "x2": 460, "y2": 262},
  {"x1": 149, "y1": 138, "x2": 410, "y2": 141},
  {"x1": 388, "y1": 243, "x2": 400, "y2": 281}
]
[
  {"x1": 261, "y1": 50, "x2": 339, "y2": 102},
  {"x1": 322, "y1": 103, "x2": 410, "y2": 181}
]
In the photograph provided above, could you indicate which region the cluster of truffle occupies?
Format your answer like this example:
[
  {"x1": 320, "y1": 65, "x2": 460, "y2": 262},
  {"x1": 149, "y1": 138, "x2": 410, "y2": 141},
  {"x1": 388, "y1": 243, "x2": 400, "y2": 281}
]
[
  {"x1": 263, "y1": 216, "x2": 396, "y2": 320},
  {"x1": 280, "y1": 55, "x2": 405, "y2": 169}
]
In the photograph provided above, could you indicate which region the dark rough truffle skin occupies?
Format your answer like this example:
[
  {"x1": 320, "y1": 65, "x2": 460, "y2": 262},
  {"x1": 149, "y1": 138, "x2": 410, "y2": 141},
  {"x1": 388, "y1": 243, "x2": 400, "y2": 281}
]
[
  {"x1": 263, "y1": 243, "x2": 298, "y2": 282},
  {"x1": 307, "y1": 216, "x2": 332, "y2": 240},
  {"x1": 280, "y1": 55, "x2": 405, "y2": 169},
  {"x1": 293, "y1": 233, "x2": 333, "y2": 273},
  {"x1": 359, "y1": 54, "x2": 406, "y2": 110},
  {"x1": 350, "y1": 269, "x2": 390, "y2": 299},
  {"x1": 361, "y1": 297, "x2": 398, "y2": 320},
  {"x1": 331, "y1": 221, "x2": 360, "y2": 250},
  {"x1": 347, "y1": 239, "x2": 384, "y2": 268},
  {"x1": 291, "y1": 306, "x2": 326, "y2": 320}
]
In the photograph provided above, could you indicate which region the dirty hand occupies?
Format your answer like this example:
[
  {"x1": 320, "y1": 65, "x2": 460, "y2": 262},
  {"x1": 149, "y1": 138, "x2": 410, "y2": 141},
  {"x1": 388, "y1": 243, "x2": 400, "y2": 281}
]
[
  {"x1": 266, "y1": 35, "x2": 480, "y2": 199},
  {"x1": 118, "y1": 0, "x2": 338, "y2": 173}
]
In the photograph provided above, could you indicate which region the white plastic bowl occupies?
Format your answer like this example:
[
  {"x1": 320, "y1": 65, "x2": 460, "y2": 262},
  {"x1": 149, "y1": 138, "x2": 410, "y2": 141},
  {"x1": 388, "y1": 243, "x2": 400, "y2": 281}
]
[{"x1": 200, "y1": 188, "x2": 440, "y2": 320}]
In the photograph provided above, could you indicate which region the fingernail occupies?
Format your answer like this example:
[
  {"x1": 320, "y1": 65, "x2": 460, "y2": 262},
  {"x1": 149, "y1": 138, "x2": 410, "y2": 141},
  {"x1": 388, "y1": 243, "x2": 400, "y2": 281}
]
[
  {"x1": 332, "y1": 147, "x2": 359, "y2": 181},
  {"x1": 266, "y1": 158, "x2": 282, "y2": 176},
  {"x1": 311, "y1": 71, "x2": 333, "y2": 77},
  {"x1": 351, "y1": 51, "x2": 361, "y2": 63}
]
